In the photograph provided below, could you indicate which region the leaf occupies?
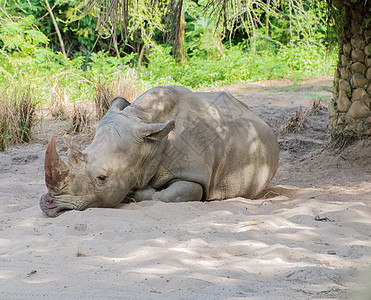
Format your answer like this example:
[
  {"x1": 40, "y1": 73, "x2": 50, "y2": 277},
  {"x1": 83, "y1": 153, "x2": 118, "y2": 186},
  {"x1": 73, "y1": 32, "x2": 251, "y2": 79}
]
[
  {"x1": 21, "y1": 15, "x2": 37, "y2": 27},
  {"x1": 25, "y1": 29, "x2": 48, "y2": 45}
]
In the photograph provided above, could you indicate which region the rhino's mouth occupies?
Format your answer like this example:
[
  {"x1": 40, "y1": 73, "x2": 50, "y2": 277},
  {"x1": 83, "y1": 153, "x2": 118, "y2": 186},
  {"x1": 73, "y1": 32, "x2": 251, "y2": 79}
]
[{"x1": 40, "y1": 193, "x2": 74, "y2": 217}]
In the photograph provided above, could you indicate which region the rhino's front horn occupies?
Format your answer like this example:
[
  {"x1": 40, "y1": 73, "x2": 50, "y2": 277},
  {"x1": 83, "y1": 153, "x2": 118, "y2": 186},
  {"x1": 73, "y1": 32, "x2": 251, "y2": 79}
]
[{"x1": 44, "y1": 136, "x2": 69, "y2": 193}]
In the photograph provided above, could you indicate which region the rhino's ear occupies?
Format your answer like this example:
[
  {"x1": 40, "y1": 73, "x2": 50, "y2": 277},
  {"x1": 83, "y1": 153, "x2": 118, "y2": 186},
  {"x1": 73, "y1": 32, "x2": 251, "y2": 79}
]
[
  {"x1": 141, "y1": 121, "x2": 175, "y2": 141},
  {"x1": 108, "y1": 97, "x2": 130, "y2": 112}
]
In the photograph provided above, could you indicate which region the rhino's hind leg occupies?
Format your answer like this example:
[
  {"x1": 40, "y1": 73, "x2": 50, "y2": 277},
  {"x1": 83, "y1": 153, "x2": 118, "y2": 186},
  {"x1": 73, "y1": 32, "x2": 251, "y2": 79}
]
[{"x1": 129, "y1": 181, "x2": 203, "y2": 203}]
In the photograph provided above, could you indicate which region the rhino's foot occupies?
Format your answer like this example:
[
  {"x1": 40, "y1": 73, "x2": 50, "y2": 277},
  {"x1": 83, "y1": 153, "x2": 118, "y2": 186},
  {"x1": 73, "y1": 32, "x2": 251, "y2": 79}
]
[
  {"x1": 127, "y1": 186, "x2": 157, "y2": 202},
  {"x1": 153, "y1": 181, "x2": 203, "y2": 202}
]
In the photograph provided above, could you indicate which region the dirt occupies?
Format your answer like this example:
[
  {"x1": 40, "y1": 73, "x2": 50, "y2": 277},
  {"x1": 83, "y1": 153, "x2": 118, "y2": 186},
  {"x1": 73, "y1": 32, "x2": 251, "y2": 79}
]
[{"x1": 1, "y1": 76, "x2": 370, "y2": 299}]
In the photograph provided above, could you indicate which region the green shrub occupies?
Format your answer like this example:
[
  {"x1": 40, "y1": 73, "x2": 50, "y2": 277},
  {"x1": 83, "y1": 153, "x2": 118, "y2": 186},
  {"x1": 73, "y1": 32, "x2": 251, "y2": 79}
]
[{"x1": 139, "y1": 43, "x2": 337, "y2": 88}]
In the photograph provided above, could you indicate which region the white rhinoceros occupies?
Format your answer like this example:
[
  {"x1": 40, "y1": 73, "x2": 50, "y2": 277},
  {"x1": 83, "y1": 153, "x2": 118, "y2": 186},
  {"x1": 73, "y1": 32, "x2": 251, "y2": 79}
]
[{"x1": 40, "y1": 86, "x2": 279, "y2": 217}]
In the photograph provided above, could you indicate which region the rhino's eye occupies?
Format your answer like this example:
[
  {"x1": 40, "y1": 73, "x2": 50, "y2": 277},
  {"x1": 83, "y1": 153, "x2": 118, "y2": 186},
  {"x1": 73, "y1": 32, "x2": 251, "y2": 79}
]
[{"x1": 97, "y1": 175, "x2": 107, "y2": 182}]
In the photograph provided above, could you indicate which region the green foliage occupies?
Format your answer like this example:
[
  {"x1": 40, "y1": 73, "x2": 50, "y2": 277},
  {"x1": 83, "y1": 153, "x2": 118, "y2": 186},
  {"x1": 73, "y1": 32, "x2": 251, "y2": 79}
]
[
  {"x1": 265, "y1": 1, "x2": 330, "y2": 45},
  {"x1": 0, "y1": 14, "x2": 48, "y2": 54},
  {"x1": 139, "y1": 43, "x2": 336, "y2": 88},
  {"x1": 185, "y1": 17, "x2": 225, "y2": 59},
  {"x1": 0, "y1": 0, "x2": 338, "y2": 150}
]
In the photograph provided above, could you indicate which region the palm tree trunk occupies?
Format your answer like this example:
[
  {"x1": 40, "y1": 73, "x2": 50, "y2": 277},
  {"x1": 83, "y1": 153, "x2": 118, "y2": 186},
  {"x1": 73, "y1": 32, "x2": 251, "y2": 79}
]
[{"x1": 329, "y1": 1, "x2": 371, "y2": 144}]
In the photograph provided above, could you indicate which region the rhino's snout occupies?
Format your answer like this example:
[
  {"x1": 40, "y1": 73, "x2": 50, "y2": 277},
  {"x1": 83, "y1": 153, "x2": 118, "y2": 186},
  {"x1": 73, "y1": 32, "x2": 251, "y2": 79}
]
[{"x1": 40, "y1": 193, "x2": 71, "y2": 217}]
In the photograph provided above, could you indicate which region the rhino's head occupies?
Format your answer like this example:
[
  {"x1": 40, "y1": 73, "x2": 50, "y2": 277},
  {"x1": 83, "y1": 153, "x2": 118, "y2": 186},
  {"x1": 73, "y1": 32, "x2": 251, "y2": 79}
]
[{"x1": 40, "y1": 97, "x2": 175, "y2": 217}]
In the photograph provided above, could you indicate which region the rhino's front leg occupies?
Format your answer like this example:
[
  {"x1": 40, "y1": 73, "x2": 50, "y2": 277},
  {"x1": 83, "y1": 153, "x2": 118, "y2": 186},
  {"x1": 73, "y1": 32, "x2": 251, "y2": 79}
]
[
  {"x1": 130, "y1": 181, "x2": 203, "y2": 203},
  {"x1": 127, "y1": 186, "x2": 157, "y2": 202}
]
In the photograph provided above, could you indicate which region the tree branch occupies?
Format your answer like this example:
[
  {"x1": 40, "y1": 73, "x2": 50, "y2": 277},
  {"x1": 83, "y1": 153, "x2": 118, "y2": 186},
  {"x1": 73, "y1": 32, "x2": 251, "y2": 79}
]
[{"x1": 45, "y1": 0, "x2": 67, "y2": 58}]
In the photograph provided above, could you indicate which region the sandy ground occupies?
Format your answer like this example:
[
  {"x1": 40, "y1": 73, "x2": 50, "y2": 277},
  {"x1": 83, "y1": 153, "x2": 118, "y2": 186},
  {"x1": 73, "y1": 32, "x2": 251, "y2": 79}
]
[{"x1": 1, "y1": 77, "x2": 371, "y2": 299}]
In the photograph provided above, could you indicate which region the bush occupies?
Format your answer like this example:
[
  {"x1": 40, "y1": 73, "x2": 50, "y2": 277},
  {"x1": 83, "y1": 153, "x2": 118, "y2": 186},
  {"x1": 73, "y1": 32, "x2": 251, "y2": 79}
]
[
  {"x1": 139, "y1": 43, "x2": 337, "y2": 88},
  {"x1": 0, "y1": 85, "x2": 38, "y2": 151}
]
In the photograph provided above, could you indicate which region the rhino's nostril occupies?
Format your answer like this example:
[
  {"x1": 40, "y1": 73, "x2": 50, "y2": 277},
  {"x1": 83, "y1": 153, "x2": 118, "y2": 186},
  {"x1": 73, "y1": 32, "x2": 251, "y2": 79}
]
[
  {"x1": 45, "y1": 194, "x2": 55, "y2": 204},
  {"x1": 40, "y1": 193, "x2": 63, "y2": 217},
  {"x1": 40, "y1": 193, "x2": 57, "y2": 209}
]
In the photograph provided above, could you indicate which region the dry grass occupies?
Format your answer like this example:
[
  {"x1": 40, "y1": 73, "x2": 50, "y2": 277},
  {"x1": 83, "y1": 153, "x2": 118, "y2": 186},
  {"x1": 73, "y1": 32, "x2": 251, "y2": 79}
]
[
  {"x1": 94, "y1": 69, "x2": 140, "y2": 120},
  {"x1": 94, "y1": 79, "x2": 112, "y2": 120},
  {"x1": 328, "y1": 133, "x2": 358, "y2": 150},
  {"x1": 69, "y1": 102, "x2": 92, "y2": 134},
  {"x1": 76, "y1": 248, "x2": 87, "y2": 257},
  {"x1": 66, "y1": 69, "x2": 140, "y2": 134},
  {"x1": 308, "y1": 98, "x2": 327, "y2": 116},
  {"x1": 0, "y1": 86, "x2": 38, "y2": 151},
  {"x1": 111, "y1": 69, "x2": 139, "y2": 101},
  {"x1": 280, "y1": 98, "x2": 328, "y2": 135},
  {"x1": 50, "y1": 79, "x2": 68, "y2": 120},
  {"x1": 280, "y1": 107, "x2": 308, "y2": 134},
  {"x1": 0, "y1": 70, "x2": 140, "y2": 150}
]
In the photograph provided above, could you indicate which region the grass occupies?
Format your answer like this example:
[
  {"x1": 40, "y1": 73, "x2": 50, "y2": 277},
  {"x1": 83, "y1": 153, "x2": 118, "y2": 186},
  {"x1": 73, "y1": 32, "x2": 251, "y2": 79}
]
[
  {"x1": 280, "y1": 98, "x2": 328, "y2": 134},
  {"x1": 50, "y1": 80, "x2": 68, "y2": 120},
  {"x1": 94, "y1": 79, "x2": 113, "y2": 120},
  {"x1": 140, "y1": 43, "x2": 337, "y2": 88},
  {"x1": 309, "y1": 98, "x2": 328, "y2": 116},
  {"x1": 76, "y1": 247, "x2": 87, "y2": 257},
  {"x1": 0, "y1": 42, "x2": 337, "y2": 151},
  {"x1": 94, "y1": 71, "x2": 141, "y2": 120},
  {"x1": 70, "y1": 102, "x2": 92, "y2": 134},
  {"x1": 0, "y1": 84, "x2": 38, "y2": 151},
  {"x1": 280, "y1": 108, "x2": 308, "y2": 134},
  {"x1": 304, "y1": 93, "x2": 323, "y2": 98},
  {"x1": 111, "y1": 69, "x2": 141, "y2": 102}
]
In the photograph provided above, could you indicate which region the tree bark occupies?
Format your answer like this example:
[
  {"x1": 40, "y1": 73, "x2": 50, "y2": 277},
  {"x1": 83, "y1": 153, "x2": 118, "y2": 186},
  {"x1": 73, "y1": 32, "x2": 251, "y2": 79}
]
[
  {"x1": 45, "y1": 0, "x2": 67, "y2": 58},
  {"x1": 330, "y1": 1, "x2": 371, "y2": 144},
  {"x1": 112, "y1": 30, "x2": 120, "y2": 59},
  {"x1": 137, "y1": 44, "x2": 147, "y2": 69},
  {"x1": 173, "y1": 11, "x2": 185, "y2": 65}
]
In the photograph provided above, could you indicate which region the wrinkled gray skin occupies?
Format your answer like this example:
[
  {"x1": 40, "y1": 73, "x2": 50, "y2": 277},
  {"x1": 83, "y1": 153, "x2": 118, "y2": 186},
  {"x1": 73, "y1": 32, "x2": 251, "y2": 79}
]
[{"x1": 40, "y1": 86, "x2": 279, "y2": 217}]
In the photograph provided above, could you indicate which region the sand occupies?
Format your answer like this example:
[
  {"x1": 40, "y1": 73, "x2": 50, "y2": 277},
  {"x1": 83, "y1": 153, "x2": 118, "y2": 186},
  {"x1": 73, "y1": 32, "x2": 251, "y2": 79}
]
[{"x1": 1, "y1": 77, "x2": 370, "y2": 299}]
